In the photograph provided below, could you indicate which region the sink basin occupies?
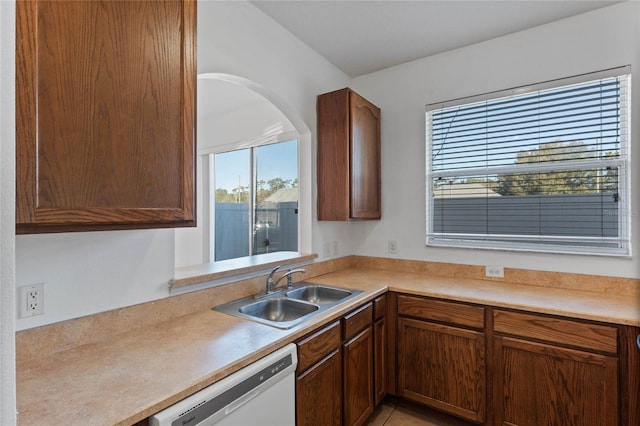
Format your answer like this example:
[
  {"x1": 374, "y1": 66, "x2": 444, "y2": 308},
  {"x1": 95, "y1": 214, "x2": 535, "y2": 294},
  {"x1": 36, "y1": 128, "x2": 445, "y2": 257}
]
[
  {"x1": 239, "y1": 298, "x2": 318, "y2": 322},
  {"x1": 285, "y1": 285, "x2": 352, "y2": 304},
  {"x1": 213, "y1": 282, "x2": 364, "y2": 329}
]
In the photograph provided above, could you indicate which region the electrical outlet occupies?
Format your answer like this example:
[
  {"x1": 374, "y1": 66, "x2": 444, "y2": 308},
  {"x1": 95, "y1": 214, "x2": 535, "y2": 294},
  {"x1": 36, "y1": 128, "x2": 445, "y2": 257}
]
[
  {"x1": 19, "y1": 283, "x2": 45, "y2": 318},
  {"x1": 323, "y1": 242, "x2": 331, "y2": 257},
  {"x1": 332, "y1": 241, "x2": 339, "y2": 256},
  {"x1": 485, "y1": 266, "x2": 504, "y2": 278},
  {"x1": 388, "y1": 240, "x2": 398, "y2": 254}
]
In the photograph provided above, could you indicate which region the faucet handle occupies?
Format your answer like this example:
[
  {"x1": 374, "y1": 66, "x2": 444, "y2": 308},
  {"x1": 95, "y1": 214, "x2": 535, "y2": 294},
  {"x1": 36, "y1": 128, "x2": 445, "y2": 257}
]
[
  {"x1": 285, "y1": 269, "x2": 294, "y2": 287},
  {"x1": 285, "y1": 268, "x2": 306, "y2": 288}
]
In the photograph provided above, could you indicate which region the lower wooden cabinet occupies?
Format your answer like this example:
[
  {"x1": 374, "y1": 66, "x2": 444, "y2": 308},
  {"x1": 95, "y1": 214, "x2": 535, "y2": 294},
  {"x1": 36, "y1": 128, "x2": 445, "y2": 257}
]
[
  {"x1": 297, "y1": 349, "x2": 343, "y2": 426},
  {"x1": 373, "y1": 315, "x2": 386, "y2": 405},
  {"x1": 397, "y1": 317, "x2": 486, "y2": 423},
  {"x1": 296, "y1": 321, "x2": 342, "y2": 426},
  {"x1": 393, "y1": 293, "x2": 637, "y2": 426},
  {"x1": 296, "y1": 300, "x2": 382, "y2": 426},
  {"x1": 297, "y1": 292, "x2": 636, "y2": 426},
  {"x1": 494, "y1": 336, "x2": 618, "y2": 426},
  {"x1": 342, "y1": 302, "x2": 374, "y2": 426},
  {"x1": 492, "y1": 309, "x2": 621, "y2": 426},
  {"x1": 396, "y1": 295, "x2": 486, "y2": 423},
  {"x1": 343, "y1": 327, "x2": 374, "y2": 426}
]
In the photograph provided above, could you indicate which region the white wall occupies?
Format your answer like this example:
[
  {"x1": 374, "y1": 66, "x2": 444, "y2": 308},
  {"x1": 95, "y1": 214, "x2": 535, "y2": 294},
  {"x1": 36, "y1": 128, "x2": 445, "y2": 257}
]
[
  {"x1": 14, "y1": 0, "x2": 350, "y2": 331},
  {"x1": 0, "y1": 1, "x2": 16, "y2": 423},
  {"x1": 198, "y1": 87, "x2": 295, "y2": 153},
  {"x1": 13, "y1": 0, "x2": 638, "y2": 335},
  {"x1": 350, "y1": 1, "x2": 640, "y2": 278},
  {"x1": 196, "y1": 1, "x2": 355, "y2": 260},
  {"x1": 175, "y1": 78, "x2": 297, "y2": 268}
]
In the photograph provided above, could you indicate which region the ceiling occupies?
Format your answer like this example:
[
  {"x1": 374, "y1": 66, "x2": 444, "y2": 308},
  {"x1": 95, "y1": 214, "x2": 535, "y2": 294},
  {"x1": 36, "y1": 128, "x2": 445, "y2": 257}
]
[{"x1": 251, "y1": 0, "x2": 623, "y2": 78}]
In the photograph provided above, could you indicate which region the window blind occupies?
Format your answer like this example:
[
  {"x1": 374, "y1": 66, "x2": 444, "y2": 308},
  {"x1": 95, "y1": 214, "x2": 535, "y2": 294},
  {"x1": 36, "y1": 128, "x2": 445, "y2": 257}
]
[{"x1": 426, "y1": 68, "x2": 630, "y2": 255}]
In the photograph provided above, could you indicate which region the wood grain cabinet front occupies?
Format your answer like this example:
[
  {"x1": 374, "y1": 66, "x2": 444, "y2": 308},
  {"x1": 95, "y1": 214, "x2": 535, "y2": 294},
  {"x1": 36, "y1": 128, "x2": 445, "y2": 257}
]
[
  {"x1": 343, "y1": 327, "x2": 374, "y2": 426},
  {"x1": 296, "y1": 321, "x2": 343, "y2": 426},
  {"x1": 295, "y1": 301, "x2": 379, "y2": 426},
  {"x1": 297, "y1": 349, "x2": 343, "y2": 426},
  {"x1": 373, "y1": 295, "x2": 387, "y2": 406},
  {"x1": 492, "y1": 309, "x2": 621, "y2": 426},
  {"x1": 493, "y1": 335, "x2": 618, "y2": 426},
  {"x1": 396, "y1": 295, "x2": 487, "y2": 423},
  {"x1": 343, "y1": 311, "x2": 374, "y2": 426},
  {"x1": 393, "y1": 295, "x2": 639, "y2": 426},
  {"x1": 16, "y1": 0, "x2": 196, "y2": 233},
  {"x1": 317, "y1": 88, "x2": 381, "y2": 221}
]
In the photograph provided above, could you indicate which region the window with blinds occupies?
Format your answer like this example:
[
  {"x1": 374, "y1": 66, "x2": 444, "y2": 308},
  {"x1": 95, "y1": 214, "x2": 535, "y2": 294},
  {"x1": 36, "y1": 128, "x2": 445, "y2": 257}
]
[{"x1": 426, "y1": 67, "x2": 630, "y2": 255}]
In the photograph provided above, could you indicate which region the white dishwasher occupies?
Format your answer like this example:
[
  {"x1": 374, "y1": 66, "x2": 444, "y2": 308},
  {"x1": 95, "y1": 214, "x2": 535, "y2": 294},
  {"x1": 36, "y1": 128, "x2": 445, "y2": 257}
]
[{"x1": 150, "y1": 344, "x2": 297, "y2": 426}]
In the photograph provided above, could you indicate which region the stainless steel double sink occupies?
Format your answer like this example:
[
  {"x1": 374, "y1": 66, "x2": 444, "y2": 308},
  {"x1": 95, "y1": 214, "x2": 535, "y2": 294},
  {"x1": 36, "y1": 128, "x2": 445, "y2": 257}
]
[{"x1": 213, "y1": 282, "x2": 364, "y2": 329}]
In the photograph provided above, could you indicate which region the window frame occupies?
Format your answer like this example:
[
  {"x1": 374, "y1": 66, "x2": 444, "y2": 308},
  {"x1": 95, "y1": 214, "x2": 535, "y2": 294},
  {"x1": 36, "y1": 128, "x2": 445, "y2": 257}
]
[
  {"x1": 425, "y1": 66, "x2": 631, "y2": 256},
  {"x1": 205, "y1": 130, "x2": 300, "y2": 263}
]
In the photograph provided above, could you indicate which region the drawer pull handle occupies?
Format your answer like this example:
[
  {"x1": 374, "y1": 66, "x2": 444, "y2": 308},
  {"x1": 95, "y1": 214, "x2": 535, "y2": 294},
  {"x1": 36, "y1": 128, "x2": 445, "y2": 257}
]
[{"x1": 637, "y1": 334, "x2": 640, "y2": 351}]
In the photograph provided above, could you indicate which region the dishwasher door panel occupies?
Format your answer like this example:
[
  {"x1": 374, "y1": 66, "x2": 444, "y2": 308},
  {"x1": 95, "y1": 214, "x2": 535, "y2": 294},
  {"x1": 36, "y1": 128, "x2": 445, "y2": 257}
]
[
  {"x1": 212, "y1": 374, "x2": 295, "y2": 426},
  {"x1": 150, "y1": 344, "x2": 297, "y2": 426}
]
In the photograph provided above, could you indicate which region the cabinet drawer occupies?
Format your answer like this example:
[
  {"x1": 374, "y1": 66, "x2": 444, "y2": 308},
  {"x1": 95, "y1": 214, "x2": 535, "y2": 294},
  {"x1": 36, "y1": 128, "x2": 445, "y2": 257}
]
[
  {"x1": 343, "y1": 302, "x2": 373, "y2": 340},
  {"x1": 493, "y1": 310, "x2": 618, "y2": 354},
  {"x1": 374, "y1": 295, "x2": 386, "y2": 320},
  {"x1": 297, "y1": 321, "x2": 342, "y2": 372},
  {"x1": 397, "y1": 295, "x2": 484, "y2": 329}
]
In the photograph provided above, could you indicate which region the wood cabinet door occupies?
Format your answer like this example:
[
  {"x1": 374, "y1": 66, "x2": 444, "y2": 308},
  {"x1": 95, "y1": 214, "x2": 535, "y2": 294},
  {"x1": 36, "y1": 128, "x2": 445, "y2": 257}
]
[
  {"x1": 398, "y1": 317, "x2": 486, "y2": 423},
  {"x1": 373, "y1": 317, "x2": 387, "y2": 406},
  {"x1": 349, "y1": 91, "x2": 381, "y2": 219},
  {"x1": 620, "y1": 326, "x2": 640, "y2": 426},
  {"x1": 296, "y1": 349, "x2": 342, "y2": 426},
  {"x1": 494, "y1": 336, "x2": 619, "y2": 426},
  {"x1": 343, "y1": 327, "x2": 374, "y2": 426},
  {"x1": 317, "y1": 88, "x2": 380, "y2": 221},
  {"x1": 16, "y1": 0, "x2": 196, "y2": 233},
  {"x1": 316, "y1": 88, "x2": 350, "y2": 221}
]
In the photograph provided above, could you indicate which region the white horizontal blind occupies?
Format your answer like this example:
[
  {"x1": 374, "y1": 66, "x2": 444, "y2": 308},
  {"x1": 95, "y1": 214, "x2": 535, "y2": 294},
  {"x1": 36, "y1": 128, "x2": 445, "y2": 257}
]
[{"x1": 426, "y1": 69, "x2": 630, "y2": 255}]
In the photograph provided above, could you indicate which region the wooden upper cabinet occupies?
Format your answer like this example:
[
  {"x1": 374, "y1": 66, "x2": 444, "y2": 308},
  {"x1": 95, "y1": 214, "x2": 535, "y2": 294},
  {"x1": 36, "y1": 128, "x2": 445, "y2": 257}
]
[
  {"x1": 317, "y1": 88, "x2": 381, "y2": 221},
  {"x1": 16, "y1": 0, "x2": 196, "y2": 233}
]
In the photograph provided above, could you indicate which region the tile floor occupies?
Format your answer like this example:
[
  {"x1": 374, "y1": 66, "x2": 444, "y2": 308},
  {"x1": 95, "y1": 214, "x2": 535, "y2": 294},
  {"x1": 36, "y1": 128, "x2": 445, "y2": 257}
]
[{"x1": 365, "y1": 398, "x2": 473, "y2": 426}]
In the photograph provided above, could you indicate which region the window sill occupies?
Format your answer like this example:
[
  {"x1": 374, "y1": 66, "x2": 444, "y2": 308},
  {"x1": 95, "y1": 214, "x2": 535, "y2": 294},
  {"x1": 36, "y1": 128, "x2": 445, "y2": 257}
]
[{"x1": 171, "y1": 251, "x2": 318, "y2": 291}]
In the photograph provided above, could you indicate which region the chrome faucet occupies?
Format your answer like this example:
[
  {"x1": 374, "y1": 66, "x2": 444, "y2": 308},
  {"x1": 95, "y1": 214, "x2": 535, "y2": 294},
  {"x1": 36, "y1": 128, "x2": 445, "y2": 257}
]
[{"x1": 266, "y1": 265, "x2": 306, "y2": 294}]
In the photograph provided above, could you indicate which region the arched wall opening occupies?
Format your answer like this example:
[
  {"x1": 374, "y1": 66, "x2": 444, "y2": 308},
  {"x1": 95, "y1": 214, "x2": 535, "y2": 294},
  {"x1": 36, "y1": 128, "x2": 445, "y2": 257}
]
[{"x1": 175, "y1": 73, "x2": 313, "y2": 268}]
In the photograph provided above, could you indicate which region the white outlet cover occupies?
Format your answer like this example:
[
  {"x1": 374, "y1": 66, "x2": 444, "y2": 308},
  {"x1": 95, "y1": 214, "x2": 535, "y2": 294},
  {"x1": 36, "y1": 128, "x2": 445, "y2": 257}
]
[
  {"x1": 485, "y1": 266, "x2": 504, "y2": 278},
  {"x1": 19, "y1": 283, "x2": 45, "y2": 318}
]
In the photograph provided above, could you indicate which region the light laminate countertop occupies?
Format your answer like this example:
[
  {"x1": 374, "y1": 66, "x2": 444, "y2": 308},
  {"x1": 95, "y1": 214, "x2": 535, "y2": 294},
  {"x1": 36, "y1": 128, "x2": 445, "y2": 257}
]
[{"x1": 16, "y1": 268, "x2": 640, "y2": 425}]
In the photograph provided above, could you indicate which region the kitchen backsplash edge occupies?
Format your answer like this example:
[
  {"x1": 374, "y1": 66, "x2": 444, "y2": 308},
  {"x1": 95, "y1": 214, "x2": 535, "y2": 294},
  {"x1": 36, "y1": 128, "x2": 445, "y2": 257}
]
[
  {"x1": 14, "y1": 256, "x2": 354, "y2": 363},
  {"x1": 351, "y1": 256, "x2": 640, "y2": 296},
  {"x1": 15, "y1": 255, "x2": 639, "y2": 363}
]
